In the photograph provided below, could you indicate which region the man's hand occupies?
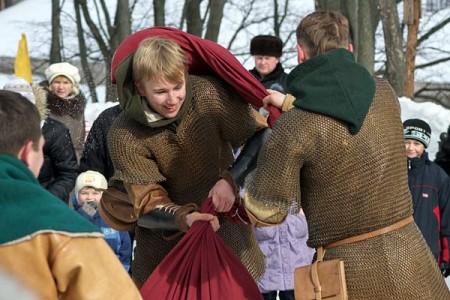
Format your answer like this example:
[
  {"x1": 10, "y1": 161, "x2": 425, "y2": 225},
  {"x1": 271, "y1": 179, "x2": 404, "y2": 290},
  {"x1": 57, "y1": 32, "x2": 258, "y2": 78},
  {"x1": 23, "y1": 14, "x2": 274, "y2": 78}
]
[
  {"x1": 186, "y1": 212, "x2": 220, "y2": 232},
  {"x1": 263, "y1": 89, "x2": 285, "y2": 109},
  {"x1": 208, "y1": 178, "x2": 235, "y2": 212}
]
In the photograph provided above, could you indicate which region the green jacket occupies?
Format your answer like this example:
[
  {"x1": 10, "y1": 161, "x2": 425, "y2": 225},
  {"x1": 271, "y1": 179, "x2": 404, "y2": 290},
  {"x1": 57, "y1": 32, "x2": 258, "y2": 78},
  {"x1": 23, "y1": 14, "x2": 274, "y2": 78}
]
[{"x1": 0, "y1": 154, "x2": 100, "y2": 245}]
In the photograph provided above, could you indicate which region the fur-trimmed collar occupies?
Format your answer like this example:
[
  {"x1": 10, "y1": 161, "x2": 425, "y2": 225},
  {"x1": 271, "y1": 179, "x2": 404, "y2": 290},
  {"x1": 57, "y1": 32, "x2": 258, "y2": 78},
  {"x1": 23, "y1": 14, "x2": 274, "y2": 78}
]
[
  {"x1": 46, "y1": 89, "x2": 86, "y2": 118},
  {"x1": 31, "y1": 85, "x2": 49, "y2": 121}
]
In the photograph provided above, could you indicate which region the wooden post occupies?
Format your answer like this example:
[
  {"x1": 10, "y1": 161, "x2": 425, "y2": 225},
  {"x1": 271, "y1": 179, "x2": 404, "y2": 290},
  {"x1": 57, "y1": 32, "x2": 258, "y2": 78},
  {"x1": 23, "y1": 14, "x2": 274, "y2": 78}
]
[{"x1": 403, "y1": 0, "x2": 421, "y2": 99}]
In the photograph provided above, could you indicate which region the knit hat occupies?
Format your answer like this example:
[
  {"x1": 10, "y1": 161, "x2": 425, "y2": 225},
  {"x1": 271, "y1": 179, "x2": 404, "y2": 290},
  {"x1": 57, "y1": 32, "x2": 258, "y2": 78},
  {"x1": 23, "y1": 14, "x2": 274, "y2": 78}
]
[
  {"x1": 44, "y1": 62, "x2": 81, "y2": 86},
  {"x1": 250, "y1": 35, "x2": 283, "y2": 57},
  {"x1": 3, "y1": 77, "x2": 36, "y2": 104},
  {"x1": 75, "y1": 170, "x2": 108, "y2": 199},
  {"x1": 403, "y1": 118, "x2": 431, "y2": 148}
]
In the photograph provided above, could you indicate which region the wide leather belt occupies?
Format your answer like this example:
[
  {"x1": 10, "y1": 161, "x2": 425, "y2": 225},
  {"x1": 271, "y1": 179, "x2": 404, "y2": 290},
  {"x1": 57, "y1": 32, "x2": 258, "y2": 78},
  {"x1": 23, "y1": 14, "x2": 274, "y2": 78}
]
[{"x1": 325, "y1": 216, "x2": 414, "y2": 249}]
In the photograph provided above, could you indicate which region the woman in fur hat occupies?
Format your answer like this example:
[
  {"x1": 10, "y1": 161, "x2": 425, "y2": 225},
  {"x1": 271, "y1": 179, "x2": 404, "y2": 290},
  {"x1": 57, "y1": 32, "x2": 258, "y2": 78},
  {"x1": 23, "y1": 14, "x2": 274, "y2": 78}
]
[{"x1": 40, "y1": 62, "x2": 86, "y2": 162}]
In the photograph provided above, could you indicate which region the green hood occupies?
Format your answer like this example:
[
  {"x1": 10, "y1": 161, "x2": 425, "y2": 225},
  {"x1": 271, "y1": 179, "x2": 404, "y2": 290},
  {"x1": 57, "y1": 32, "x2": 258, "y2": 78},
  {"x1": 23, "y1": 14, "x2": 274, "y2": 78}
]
[
  {"x1": 114, "y1": 52, "x2": 192, "y2": 128},
  {"x1": 0, "y1": 154, "x2": 100, "y2": 245},
  {"x1": 288, "y1": 48, "x2": 375, "y2": 134}
]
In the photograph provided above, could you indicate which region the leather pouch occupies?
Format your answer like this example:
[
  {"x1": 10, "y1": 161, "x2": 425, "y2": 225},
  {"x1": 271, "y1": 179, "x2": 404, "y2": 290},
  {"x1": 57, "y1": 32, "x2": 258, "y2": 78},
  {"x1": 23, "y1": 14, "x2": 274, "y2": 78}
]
[
  {"x1": 99, "y1": 187, "x2": 137, "y2": 231},
  {"x1": 294, "y1": 247, "x2": 348, "y2": 300}
]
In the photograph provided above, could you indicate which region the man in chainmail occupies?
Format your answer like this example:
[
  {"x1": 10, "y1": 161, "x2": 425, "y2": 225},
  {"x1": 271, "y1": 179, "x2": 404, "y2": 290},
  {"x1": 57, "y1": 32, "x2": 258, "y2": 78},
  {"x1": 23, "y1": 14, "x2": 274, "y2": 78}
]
[
  {"x1": 100, "y1": 36, "x2": 266, "y2": 288},
  {"x1": 244, "y1": 11, "x2": 450, "y2": 299}
]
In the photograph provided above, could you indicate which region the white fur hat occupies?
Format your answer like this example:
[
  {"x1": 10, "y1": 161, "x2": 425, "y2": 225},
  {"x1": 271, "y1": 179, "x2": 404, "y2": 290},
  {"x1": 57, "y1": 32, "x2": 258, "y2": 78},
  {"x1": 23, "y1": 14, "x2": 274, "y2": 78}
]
[
  {"x1": 45, "y1": 62, "x2": 81, "y2": 86},
  {"x1": 3, "y1": 77, "x2": 36, "y2": 104},
  {"x1": 75, "y1": 170, "x2": 108, "y2": 199}
]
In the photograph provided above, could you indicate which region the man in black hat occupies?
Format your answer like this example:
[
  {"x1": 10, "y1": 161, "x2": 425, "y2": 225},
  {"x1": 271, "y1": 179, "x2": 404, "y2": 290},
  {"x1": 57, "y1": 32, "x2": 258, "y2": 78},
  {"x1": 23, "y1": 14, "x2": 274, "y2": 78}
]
[
  {"x1": 404, "y1": 118, "x2": 450, "y2": 278},
  {"x1": 249, "y1": 35, "x2": 288, "y2": 93}
]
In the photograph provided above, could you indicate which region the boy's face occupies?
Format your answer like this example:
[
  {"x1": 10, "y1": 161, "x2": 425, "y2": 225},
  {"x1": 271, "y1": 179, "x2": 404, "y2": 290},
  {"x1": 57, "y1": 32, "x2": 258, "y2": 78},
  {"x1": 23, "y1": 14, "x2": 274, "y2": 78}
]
[
  {"x1": 78, "y1": 187, "x2": 103, "y2": 205},
  {"x1": 136, "y1": 76, "x2": 186, "y2": 119},
  {"x1": 405, "y1": 139, "x2": 425, "y2": 158}
]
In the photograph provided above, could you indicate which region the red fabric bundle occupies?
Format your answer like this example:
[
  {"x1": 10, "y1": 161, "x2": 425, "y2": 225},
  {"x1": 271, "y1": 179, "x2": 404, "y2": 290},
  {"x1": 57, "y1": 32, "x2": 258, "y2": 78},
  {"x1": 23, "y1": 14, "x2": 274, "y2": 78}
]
[
  {"x1": 111, "y1": 26, "x2": 281, "y2": 127},
  {"x1": 140, "y1": 198, "x2": 263, "y2": 300}
]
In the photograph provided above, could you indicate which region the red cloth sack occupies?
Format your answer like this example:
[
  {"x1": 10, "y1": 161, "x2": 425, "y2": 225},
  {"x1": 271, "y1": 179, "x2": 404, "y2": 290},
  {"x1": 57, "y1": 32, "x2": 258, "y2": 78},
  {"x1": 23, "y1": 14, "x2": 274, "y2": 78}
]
[{"x1": 140, "y1": 198, "x2": 263, "y2": 300}]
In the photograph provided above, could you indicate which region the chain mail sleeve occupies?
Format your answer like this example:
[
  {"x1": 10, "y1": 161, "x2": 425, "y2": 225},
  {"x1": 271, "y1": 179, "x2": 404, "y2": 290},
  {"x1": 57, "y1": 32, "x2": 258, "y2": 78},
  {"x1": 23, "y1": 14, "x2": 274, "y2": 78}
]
[
  {"x1": 198, "y1": 76, "x2": 259, "y2": 148},
  {"x1": 244, "y1": 109, "x2": 310, "y2": 225},
  {"x1": 107, "y1": 113, "x2": 200, "y2": 230}
]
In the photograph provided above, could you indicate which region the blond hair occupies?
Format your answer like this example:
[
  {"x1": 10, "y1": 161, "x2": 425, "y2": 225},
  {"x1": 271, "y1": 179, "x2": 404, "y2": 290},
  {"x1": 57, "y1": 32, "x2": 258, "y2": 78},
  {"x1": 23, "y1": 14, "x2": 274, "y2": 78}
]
[
  {"x1": 296, "y1": 11, "x2": 349, "y2": 57},
  {"x1": 132, "y1": 37, "x2": 189, "y2": 84}
]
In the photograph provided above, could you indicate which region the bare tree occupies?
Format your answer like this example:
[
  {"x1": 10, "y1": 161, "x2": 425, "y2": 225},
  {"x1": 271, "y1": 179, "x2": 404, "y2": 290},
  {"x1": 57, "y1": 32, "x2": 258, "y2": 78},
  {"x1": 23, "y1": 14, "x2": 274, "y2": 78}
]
[
  {"x1": 154, "y1": 0, "x2": 165, "y2": 26},
  {"x1": 51, "y1": 0, "x2": 450, "y2": 107},
  {"x1": 50, "y1": 0, "x2": 62, "y2": 63},
  {"x1": 403, "y1": 0, "x2": 421, "y2": 98},
  {"x1": 74, "y1": 0, "x2": 97, "y2": 102},
  {"x1": 378, "y1": 0, "x2": 405, "y2": 96},
  {"x1": 185, "y1": 0, "x2": 202, "y2": 36},
  {"x1": 356, "y1": 1, "x2": 379, "y2": 74},
  {"x1": 74, "y1": 0, "x2": 131, "y2": 101},
  {"x1": 204, "y1": 0, "x2": 226, "y2": 41}
]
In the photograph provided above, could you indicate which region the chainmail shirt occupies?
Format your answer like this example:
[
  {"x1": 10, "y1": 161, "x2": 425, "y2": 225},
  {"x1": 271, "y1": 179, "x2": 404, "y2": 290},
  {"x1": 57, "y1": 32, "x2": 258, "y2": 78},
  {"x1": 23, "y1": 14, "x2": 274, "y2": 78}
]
[
  {"x1": 109, "y1": 75, "x2": 265, "y2": 286},
  {"x1": 245, "y1": 78, "x2": 450, "y2": 299}
]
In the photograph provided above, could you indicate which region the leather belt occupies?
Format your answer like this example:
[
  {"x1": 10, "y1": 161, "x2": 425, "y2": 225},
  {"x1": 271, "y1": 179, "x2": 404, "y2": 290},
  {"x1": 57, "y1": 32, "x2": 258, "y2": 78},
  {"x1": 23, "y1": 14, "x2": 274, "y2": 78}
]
[{"x1": 325, "y1": 216, "x2": 414, "y2": 249}]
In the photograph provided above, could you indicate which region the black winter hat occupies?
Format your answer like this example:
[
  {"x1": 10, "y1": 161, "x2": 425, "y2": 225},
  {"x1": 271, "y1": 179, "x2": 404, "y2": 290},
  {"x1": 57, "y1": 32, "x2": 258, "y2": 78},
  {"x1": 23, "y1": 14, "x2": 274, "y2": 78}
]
[
  {"x1": 403, "y1": 118, "x2": 431, "y2": 148},
  {"x1": 250, "y1": 35, "x2": 283, "y2": 57}
]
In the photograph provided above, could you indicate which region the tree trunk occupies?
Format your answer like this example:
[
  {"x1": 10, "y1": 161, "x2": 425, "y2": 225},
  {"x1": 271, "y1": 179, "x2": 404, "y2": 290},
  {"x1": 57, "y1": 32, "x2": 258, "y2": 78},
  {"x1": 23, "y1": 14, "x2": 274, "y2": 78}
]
[
  {"x1": 403, "y1": 0, "x2": 421, "y2": 99},
  {"x1": 357, "y1": 1, "x2": 378, "y2": 74},
  {"x1": 50, "y1": 0, "x2": 61, "y2": 63},
  {"x1": 314, "y1": 0, "x2": 342, "y2": 11},
  {"x1": 106, "y1": 0, "x2": 130, "y2": 101},
  {"x1": 341, "y1": 0, "x2": 358, "y2": 56},
  {"x1": 378, "y1": 0, "x2": 405, "y2": 96},
  {"x1": 113, "y1": 0, "x2": 131, "y2": 50},
  {"x1": 154, "y1": 0, "x2": 165, "y2": 26},
  {"x1": 74, "y1": 0, "x2": 97, "y2": 103},
  {"x1": 204, "y1": 0, "x2": 226, "y2": 42},
  {"x1": 185, "y1": 0, "x2": 202, "y2": 36}
]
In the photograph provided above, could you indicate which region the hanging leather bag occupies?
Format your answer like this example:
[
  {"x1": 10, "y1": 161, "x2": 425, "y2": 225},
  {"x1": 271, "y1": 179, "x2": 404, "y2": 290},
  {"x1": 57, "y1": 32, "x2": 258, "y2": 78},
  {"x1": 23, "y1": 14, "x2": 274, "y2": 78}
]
[{"x1": 294, "y1": 246, "x2": 348, "y2": 300}]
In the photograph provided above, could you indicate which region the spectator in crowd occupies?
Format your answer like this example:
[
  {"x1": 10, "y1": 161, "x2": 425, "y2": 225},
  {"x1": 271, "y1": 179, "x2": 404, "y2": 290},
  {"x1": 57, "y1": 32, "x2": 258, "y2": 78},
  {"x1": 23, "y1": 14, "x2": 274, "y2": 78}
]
[
  {"x1": 434, "y1": 125, "x2": 450, "y2": 176},
  {"x1": 73, "y1": 170, "x2": 132, "y2": 272},
  {"x1": 4, "y1": 77, "x2": 78, "y2": 204},
  {"x1": 40, "y1": 62, "x2": 86, "y2": 161},
  {"x1": 254, "y1": 209, "x2": 314, "y2": 300},
  {"x1": 249, "y1": 35, "x2": 288, "y2": 92},
  {"x1": 79, "y1": 104, "x2": 122, "y2": 181},
  {"x1": 79, "y1": 104, "x2": 136, "y2": 275},
  {"x1": 404, "y1": 118, "x2": 450, "y2": 277},
  {"x1": 0, "y1": 90, "x2": 141, "y2": 299}
]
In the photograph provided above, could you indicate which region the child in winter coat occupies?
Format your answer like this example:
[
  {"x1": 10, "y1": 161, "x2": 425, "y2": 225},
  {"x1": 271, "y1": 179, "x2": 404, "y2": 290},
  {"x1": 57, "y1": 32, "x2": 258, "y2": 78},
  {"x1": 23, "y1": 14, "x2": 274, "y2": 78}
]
[
  {"x1": 404, "y1": 118, "x2": 450, "y2": 277},
  {"x1": 254, "y1": 210, "x2": 314, "y2": 300},
  {"x1": 74, "y1": 170, "x2": 132, "y2": 271}
]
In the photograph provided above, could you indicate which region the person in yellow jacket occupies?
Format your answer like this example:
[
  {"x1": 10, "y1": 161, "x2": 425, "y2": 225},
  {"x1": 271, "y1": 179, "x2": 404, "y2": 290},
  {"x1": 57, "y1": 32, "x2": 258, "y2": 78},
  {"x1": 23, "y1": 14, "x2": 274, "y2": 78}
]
[{"x1": 0, "y1": 90, "x2": 141, "y2": 300}]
